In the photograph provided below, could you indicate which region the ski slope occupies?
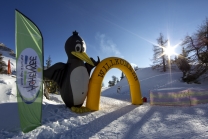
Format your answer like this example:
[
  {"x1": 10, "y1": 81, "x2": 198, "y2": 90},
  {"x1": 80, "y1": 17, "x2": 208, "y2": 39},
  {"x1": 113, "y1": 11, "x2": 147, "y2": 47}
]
[{"x1": 0, "y1": 49, "x2": 208, "y2": 138}]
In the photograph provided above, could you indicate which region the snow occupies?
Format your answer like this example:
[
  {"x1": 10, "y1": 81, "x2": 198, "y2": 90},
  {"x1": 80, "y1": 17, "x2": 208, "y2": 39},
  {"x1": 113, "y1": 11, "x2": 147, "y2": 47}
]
[
  {"x1": 130, "y1": 63, "x2": 138, "y2": 69},
  {"x1": 1, "y1": 49, "x2": 208, "y2": 138}
]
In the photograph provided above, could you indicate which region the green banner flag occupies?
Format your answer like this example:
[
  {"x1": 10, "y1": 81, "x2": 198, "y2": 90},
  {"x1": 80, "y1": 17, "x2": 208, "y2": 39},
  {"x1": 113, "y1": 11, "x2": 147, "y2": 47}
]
[{"x1": 15, "y1": 10, "x2": 43, "y2": 133}]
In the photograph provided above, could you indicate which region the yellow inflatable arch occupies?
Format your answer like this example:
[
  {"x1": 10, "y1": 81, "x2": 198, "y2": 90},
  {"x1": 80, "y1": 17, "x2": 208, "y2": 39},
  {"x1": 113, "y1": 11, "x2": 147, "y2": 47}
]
[{"x1": 86, "y1": 57, "x2": 143, "y2": 111}]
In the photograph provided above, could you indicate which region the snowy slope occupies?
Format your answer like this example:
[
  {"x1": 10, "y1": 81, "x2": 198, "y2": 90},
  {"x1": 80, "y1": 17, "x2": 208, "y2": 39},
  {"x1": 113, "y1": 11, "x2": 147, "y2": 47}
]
[
  {"x1": 102, "y1": 67, "x2": 208, "y2": 102},
  {"x1": 0, "y1": 48, "x2": 208, "y2": 138}
]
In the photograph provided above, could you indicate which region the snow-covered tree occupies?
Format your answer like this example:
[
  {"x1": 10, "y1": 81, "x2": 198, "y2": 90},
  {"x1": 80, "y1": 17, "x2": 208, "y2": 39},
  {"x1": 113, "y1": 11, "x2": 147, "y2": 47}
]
[{"x1": 0, "y1": 53, "x2": 7, "y2": 74}]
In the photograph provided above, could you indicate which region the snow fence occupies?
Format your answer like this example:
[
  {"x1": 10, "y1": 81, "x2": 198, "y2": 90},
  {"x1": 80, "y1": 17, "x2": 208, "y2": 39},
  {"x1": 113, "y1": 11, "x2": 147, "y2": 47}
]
[{"x1": 150, "y1": 88, "x2": 208, "y2": 106}]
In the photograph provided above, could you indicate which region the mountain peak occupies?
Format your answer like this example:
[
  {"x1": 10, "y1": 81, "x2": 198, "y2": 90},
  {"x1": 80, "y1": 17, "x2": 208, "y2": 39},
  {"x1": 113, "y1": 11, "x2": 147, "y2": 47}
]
[{"x1": 0, "y1": 43, "x2": 15, "y2": 57}]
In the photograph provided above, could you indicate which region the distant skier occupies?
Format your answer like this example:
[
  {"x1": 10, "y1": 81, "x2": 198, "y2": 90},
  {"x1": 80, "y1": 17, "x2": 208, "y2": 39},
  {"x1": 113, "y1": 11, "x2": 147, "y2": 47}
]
[{"x1": 117, "y1": 86, "x2": 122, "y2": 93}]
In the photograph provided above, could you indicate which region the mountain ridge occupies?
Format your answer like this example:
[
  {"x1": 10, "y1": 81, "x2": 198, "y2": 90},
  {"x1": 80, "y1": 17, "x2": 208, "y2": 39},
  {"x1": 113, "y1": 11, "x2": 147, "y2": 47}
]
[{"x1": 0, "y1": 43, "x2": 15, "y2": 57}]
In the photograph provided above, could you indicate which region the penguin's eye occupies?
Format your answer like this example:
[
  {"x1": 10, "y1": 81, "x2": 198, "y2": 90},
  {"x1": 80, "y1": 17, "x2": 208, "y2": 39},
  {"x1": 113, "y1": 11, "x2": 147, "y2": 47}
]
[{"x1": 75, "y1": 44, "x2": 82, "y2": 52}]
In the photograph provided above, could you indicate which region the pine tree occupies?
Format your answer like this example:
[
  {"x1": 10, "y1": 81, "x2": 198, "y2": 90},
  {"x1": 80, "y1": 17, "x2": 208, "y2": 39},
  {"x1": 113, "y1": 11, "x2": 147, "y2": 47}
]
[
  {"x1": 44, "y1": 55, "x2": 57, "y2": 98},
  {"x1": 120, "y1": 72, "x2": 125, "y2": 80},
  {"x1": 46, "y1": 55, "x2": 52, "y2": 69},
  {"x1": 108, "y1": 81, "x2": 114, "y2": 87},
  {"x1": 151, "y1": 33, "x2": 168, "y2": 72},
  {"x1": 108, "y1": 75, "x2": 119, "y2": 87},
  {"x1": 175, "y1": 47, "x2": 191, "y2": 79},
  {"x1": 0, "y1": 53, "x2": 7, "y2": 74},
  {"x1": 116, "y1": 79, "x2": 119, "y2": 84}
]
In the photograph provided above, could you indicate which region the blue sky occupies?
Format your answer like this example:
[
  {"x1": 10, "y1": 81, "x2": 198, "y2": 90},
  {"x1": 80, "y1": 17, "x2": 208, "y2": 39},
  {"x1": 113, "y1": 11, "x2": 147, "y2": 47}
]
[{"x1": 1, "y1": 0, "x2": 208, "y2": 86}]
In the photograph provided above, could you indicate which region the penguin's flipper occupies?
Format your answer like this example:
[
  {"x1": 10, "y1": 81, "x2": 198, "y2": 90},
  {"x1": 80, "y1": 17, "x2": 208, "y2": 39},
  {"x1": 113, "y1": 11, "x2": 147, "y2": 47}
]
[
  {"x1": 85, "y1": 56, "x2": 100, "y2": 75},
  {"x1": 44, "y1": 62, "x2": 68, "y2": 87},
  {"x1": 92, "y1": 56, "x2": 100, "y2": 66}
]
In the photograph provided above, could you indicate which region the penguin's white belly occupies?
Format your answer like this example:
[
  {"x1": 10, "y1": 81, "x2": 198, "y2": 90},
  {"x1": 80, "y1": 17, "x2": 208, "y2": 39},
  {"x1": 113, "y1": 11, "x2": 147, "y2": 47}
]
[{"x1": 70, "y1": 66, "x2": 89, "y2": 105}]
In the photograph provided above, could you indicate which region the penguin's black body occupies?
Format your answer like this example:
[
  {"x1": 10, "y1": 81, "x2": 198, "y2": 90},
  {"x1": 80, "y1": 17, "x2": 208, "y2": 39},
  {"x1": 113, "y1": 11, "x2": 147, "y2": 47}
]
[{"x1": 44, "y1": 31, "x2": 99, "y2": 108}]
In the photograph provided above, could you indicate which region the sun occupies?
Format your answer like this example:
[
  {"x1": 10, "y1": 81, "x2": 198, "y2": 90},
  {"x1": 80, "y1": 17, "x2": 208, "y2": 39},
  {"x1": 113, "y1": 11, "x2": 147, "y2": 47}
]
[
  {"x1": 160, "y1": 41, "x2": 179, "y2": 59},
  {"x1": 163, "y1": 46, "x2": 177, "y2": 58}
]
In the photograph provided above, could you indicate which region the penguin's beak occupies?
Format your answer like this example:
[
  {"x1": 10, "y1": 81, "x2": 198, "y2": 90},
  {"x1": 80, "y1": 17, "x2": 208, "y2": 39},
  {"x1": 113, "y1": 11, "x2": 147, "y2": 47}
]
[{"x1": 71, "y1": 51, "x2": 95, "y2": 66}]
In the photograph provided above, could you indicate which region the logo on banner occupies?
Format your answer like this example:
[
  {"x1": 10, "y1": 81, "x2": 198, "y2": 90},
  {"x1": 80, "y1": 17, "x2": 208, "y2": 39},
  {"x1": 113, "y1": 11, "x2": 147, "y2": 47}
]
[{"x1": 17, "y1": 48, "x2": 42, "y2": 104}]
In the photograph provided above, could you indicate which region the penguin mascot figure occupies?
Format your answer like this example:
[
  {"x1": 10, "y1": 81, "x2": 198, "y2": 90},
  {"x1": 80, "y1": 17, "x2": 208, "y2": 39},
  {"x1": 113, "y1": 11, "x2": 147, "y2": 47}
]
[{"x1": 44, "y1": 31, "x2": 100, "y2": 111}]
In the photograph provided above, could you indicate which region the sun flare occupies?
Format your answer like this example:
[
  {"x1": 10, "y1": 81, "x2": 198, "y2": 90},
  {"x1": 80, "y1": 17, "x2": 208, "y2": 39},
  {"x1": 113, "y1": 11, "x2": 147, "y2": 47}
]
[
  {"x1": 159, "y1": 41, "x2": 179, "y2": 60},
  {"x1": 163, "y1": 46, "x2": 177, "y2": 58}
]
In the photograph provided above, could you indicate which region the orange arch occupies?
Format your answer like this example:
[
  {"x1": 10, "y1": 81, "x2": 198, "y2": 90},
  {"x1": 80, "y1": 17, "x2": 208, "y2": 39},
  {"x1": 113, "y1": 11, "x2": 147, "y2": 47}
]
[{"x1": 86, "y1": 57, "x2": 143, "y2": 110}]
